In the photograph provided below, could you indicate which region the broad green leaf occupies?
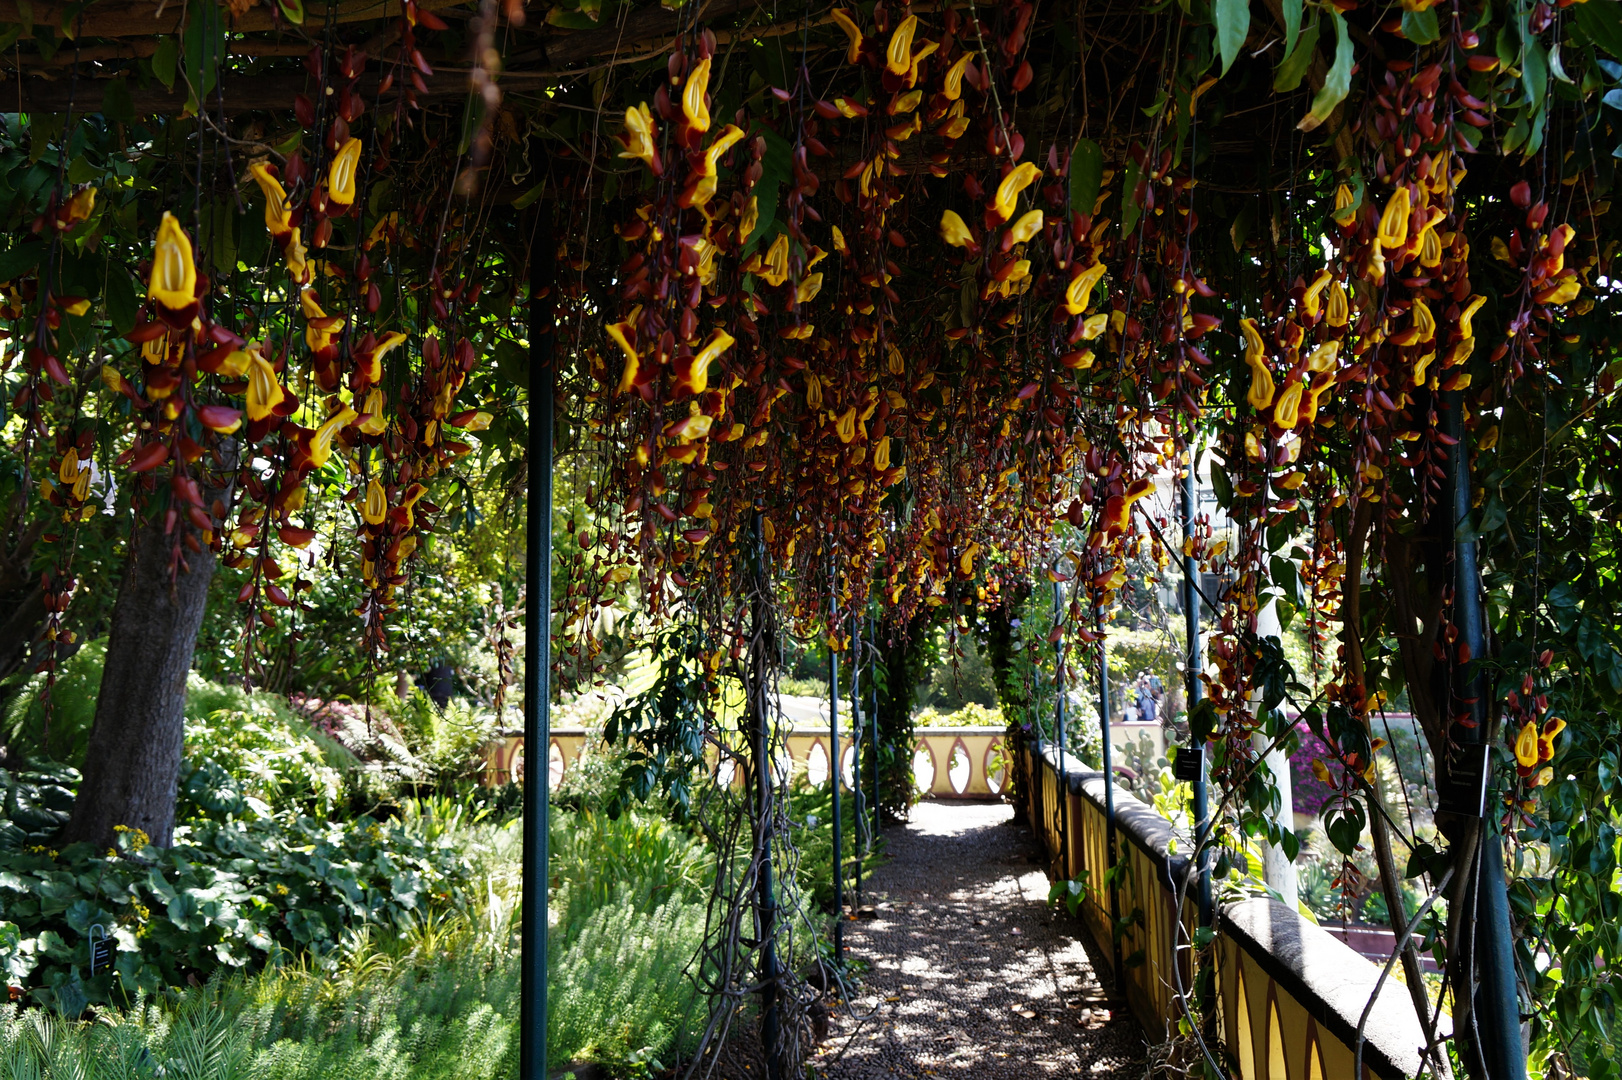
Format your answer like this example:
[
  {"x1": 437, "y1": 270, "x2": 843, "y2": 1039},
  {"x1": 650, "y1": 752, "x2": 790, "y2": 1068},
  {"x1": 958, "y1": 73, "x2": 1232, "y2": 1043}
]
[
  {"x1": 1577, "y1": 0, "x2": 1622, "y2": 59},
  {"x1": 1280, "y1": 0, "x2": 1302, "y2": 55},
  {"x1": 152, "y1": 36, "x2": 178, "y2": 91},
  {"x1": 1121, "y1": 158, "x2": 1144, "y2": 235},
  {"x1": 0, "y1": 242, "x2": 44, "y2": 282},
  {"x1": 1522, "y1": 35, "x2": 1549, "y2": 113},
  {"x1": 1297, "y1": 10, "x2": 1352, "y2": 132},
  {"x1": 1215, "y1": 0, "x2": 1250, "y2": 76},
  {"x1": 511, "y1": 181, "x2": 546, "y2": 210},
  {"x1": 1401, "y1": 7, "x2": 1439, "y2": 45},
  {"x1": 1068, "y1": 136, "x2": 1104, "y2": 217},
  {"x1": 101, "y1": 76, "x2": 135, "y2": 126},
  {"x1": 104, "y1": 262, "x2": 138, "y2": 335},
  {"x1": 182, "y1": 0, "x2": 224, "y2": 109},
  {"x1": 1273, "y1": 15, "x2": 1319, "y2": 92}
]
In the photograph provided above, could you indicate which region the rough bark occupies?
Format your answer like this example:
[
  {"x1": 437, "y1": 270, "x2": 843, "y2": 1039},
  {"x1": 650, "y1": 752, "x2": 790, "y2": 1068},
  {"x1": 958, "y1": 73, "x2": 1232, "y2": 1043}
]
[{"x1": 60, "y1": 513, "x2": 218, "y2": 851}]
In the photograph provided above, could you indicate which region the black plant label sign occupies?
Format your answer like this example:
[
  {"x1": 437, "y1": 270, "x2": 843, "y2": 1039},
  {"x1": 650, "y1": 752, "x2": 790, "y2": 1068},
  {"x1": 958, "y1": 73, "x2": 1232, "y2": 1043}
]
[{"x1": 88, "y1": 925, "x2": 114, "y2": 977}]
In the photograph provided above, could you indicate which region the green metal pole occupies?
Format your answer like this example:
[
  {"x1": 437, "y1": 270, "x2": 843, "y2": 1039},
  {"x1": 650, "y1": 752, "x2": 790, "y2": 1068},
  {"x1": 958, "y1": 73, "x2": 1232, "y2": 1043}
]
[
  {"x1": 520, "y1": 212, "x2": 555, "y2": 1080},
  {"x1": 829, "y1": 572, "x2": 843, "y2": 958}
]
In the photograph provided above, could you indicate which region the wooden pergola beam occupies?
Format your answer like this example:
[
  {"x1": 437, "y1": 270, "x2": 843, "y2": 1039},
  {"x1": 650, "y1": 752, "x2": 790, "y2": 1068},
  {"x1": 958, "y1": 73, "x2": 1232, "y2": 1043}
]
[{"x1": 0, "y1": 0, "x2": 465, "y2": 40}]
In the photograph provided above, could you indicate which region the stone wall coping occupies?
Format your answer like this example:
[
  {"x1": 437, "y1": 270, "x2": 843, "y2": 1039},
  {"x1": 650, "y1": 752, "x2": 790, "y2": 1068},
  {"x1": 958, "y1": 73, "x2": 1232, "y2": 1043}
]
[
  {"x1": 1031, "y1": 740, "x2": 1192, "y2": 890},
  {"x1": 1221, "y1": 897, "x2": 1449, "y2": 1079}
]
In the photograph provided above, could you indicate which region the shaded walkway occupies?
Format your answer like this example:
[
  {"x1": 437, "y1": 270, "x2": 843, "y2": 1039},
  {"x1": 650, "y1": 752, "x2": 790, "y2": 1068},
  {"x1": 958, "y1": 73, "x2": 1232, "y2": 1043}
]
[{"x1": 816, "y1": 801, "x2": 1147, "y2": 1078}]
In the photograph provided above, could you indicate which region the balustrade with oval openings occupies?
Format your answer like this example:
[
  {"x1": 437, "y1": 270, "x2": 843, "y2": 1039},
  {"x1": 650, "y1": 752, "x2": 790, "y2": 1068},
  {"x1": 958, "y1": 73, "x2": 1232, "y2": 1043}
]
[{"x1": 485, "y1": 726, "x2": 1010, "y2": 801}]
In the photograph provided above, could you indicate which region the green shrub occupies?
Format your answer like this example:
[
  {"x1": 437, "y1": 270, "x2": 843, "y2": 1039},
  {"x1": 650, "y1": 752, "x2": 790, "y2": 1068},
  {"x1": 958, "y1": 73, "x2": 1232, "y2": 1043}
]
[
  {"x1": 0, "y1": 789, "x2": 474, "y2": 1016},
  {"x1": 1, "y1": 641, "x2": 106, "y2": 766},
  {"x1": 184, "y1": 707, "x2": 350, "y2": 820},
  {"x1": 547, "y1": 888, "x2": 706, "y2": 1071}
]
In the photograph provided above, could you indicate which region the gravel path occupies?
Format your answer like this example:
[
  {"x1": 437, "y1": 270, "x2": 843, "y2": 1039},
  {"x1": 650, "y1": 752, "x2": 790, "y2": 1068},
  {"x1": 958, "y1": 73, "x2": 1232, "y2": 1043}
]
[{"x1": 814, "y1": 800, "x2": 1146, "y2": 1079}]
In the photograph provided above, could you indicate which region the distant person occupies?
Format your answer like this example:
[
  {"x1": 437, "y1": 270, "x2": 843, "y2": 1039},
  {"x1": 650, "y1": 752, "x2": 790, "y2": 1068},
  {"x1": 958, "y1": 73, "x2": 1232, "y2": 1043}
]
[
  {"x1": 422, "y1": 660, "x2": 455, "y2": 708},
  {"x1": 1140, "y1": 683, "x2": 1157, "y2": 725}
]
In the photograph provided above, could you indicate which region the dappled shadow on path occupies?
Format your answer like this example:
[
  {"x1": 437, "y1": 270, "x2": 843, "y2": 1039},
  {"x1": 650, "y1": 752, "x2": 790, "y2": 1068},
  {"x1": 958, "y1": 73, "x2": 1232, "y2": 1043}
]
[{"x1": 814, "y1": 801, "x2": 1146, "y2": 1080}]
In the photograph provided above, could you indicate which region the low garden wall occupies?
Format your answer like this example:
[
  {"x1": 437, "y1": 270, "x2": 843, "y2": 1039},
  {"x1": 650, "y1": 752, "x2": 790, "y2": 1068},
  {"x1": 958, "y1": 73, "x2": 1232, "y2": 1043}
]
[
  {"x1": 482, "y1": 726, "x2": 1009, "y2": 798},
  {"x1": 1020, "y1": 739, "x2": 1446, "y2": 1079}
]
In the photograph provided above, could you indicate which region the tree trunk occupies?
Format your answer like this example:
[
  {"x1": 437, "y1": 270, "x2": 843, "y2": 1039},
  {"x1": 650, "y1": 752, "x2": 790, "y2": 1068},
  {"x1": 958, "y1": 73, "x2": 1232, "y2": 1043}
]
[{"x1": 61, "y1": 512, "x2": 217, "y2": 850}]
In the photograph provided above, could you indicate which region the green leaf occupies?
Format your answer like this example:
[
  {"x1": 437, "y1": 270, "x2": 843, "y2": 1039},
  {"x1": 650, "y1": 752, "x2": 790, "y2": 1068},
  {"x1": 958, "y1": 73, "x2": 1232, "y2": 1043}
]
[
  {"x1": 1068, "y1": 137, "x2": 1104, "y2": 218},
  {"x1": 101, "y1": 76, "x2": 135, "y2": 126},
  {"x1": 1577, "y1": 0, "x2": 1622, "y2": 59},
  {"x1": 0, "y1": 242, "x2": 44, "y2": 282},
  {"x1": 182, "y1": 0, "x2": 224, "y2": 109},
  {"x1": 1297, "y1": 10, "x2": 1352, "y2": 133},
  {"x1": 511, "y1": 181, "x2": 546, "y2": 210},
  {"x1": 1522, "y1": 35, "x2": 1549, "y2": 114},
  {"x1": 104, "y1": 263, "x2": 138, "y2": 335},
  {"x1": 1121, "y1": 158, "x2": 1144, "y2": 236},
  {"x1": 152, "y1": 37, "x2": 178, "y2": 91},
  {"x1": 1214, "y1": 0, "x2": 1251, "y2": 77},
  {"x1": 1401, "y1": 7, "x2": 1439, "y2": 45},
  {"x1": 1280, "y1": 0, "x2": 1302, "y2": 55},
  {"x1": 1273, "y1": 15, "x2": 1319, "y2": 92}
]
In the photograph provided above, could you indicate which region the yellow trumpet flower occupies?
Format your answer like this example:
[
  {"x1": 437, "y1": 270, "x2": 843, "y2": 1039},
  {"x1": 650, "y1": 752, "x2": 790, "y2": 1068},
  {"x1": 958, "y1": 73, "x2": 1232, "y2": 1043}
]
[
  {"x1": 249, "y1": 162, "x2": 293, "y2": 238},
  {"x1": 1064, "y1": 263, "x2": 1106, "y2": 315},
  {"x1": 327, "y1": 137, "x2": 362, "y2": 210},
  {"x1": 1301, "y1": 269, "x2": 1332, "y2": 319},
  {"x1": 147, "y1": 212, "x2": 197, "y2": 312},
  {"x1": 355, "y1": 331, "x2": 409, "y2": 389},
  {"x1": 1514, "y1": 721, "x2": 1539, "y2": 768},
  {"x1": 943, "y1": 53, "x2": 970, "y2": 100},
  {"x1": 358, "y1": 387, "x2": 388, "y2": 436},
  {"x1": 1272, "y1": 378, "x2": 1304, "y2": 429},
  {"x1": 1007, "y1": 209, "x2": 1043, "y2": 245},
  {"x1": 1410, "y1": 298, "x2": 1435, "y2": 344},
  {"x1": 607, "y1": 320, "x2": 640, "y2": 394},
  {"x1": 873, "y1": 435, "x2": 891, "y2": 470},
  {"x1": 1305, "y1": 340, "x2": 1340, "y2": 373},
  {"x1": 1332, "y1": 183, "x2": 1356, "y2": 226},
  {"x1": 1325, "y1": 280, "x2": 1349, "y2": 327},
  {"x1": 1418, "y1": 225, "x2": 1442, "y2": 268},
  {"x1": 363, "y1": 477, "x2": 388, "y2": 526},
  {"x1": 284, "y1": 227, "x2": 310, "y2": 283},
  {"x1": 1377, "y1": 187, "x2": 1411, "y2": 250},
  {"x1": 939, "y1": 209, "x2": 974, "y2": 248},
  {"x1": 904, "y1": 39, "x2": 939, "y2": 87},
  {"x1": 682, "y1": 57, "x2": 712, "y2": 132},
  {"x1": 886, "y1": 15, "x2": 918, "y2": 75},
  {"x1": 301, "y1": 289, "x2": 347, "y2": 351},
  {"x1": 308, "y1": 406, "x2": 358, "y2": 469},
  {"x1": 618, "y1": 103, "x2": 658, "y2": 171},
  {"x1": 796, "y1": 273, "x2": 824, "y2": 304},
  {"x1": 682, "y1": 329, "x2": 736, "y2": 395},
  {"x1": 834, "y1": 406, "x2": 857, "y2": 443},
  {"x1": 1240, "y1": 318, "x2": 1274, "y2": 410},
  {"x1": 245, "y1": 350, "x2": 286, "y2": 422},
  {"x1": 991, "y1": 161, "x2": 1040, "y2": 222},
  {"x1": 760, "y1": 233, "x2": 790, "y2": 287},
  {"x1": 831, "y1": 7, "x2": 863, "y2": 63},
  {"x1": 683, "y1": 124, "x2": 746, "y2": 209},
  {"x1": 62, "y1": 185, "x2": 96, "y2": 227}
]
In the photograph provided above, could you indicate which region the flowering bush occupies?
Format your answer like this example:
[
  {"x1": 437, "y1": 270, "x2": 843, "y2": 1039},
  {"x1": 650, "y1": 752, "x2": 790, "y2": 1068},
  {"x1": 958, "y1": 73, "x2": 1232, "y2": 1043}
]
[{"x1": 1288, "y1": 724, "x2": 1340, "y2": 818}]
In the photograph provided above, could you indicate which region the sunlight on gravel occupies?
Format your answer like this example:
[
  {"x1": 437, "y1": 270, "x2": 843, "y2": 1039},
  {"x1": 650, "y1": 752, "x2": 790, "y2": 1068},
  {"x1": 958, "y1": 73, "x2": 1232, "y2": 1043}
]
[{"x1": 815, "y1": 801, "x2": 1146, "y2": 1079}]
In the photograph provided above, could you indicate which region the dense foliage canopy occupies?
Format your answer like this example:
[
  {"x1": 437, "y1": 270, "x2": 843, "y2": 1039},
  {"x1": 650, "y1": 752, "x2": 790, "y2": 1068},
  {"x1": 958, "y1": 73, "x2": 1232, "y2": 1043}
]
[{"x1": 3, "y1": 0, "x2": 1622, "y2": 1070}]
